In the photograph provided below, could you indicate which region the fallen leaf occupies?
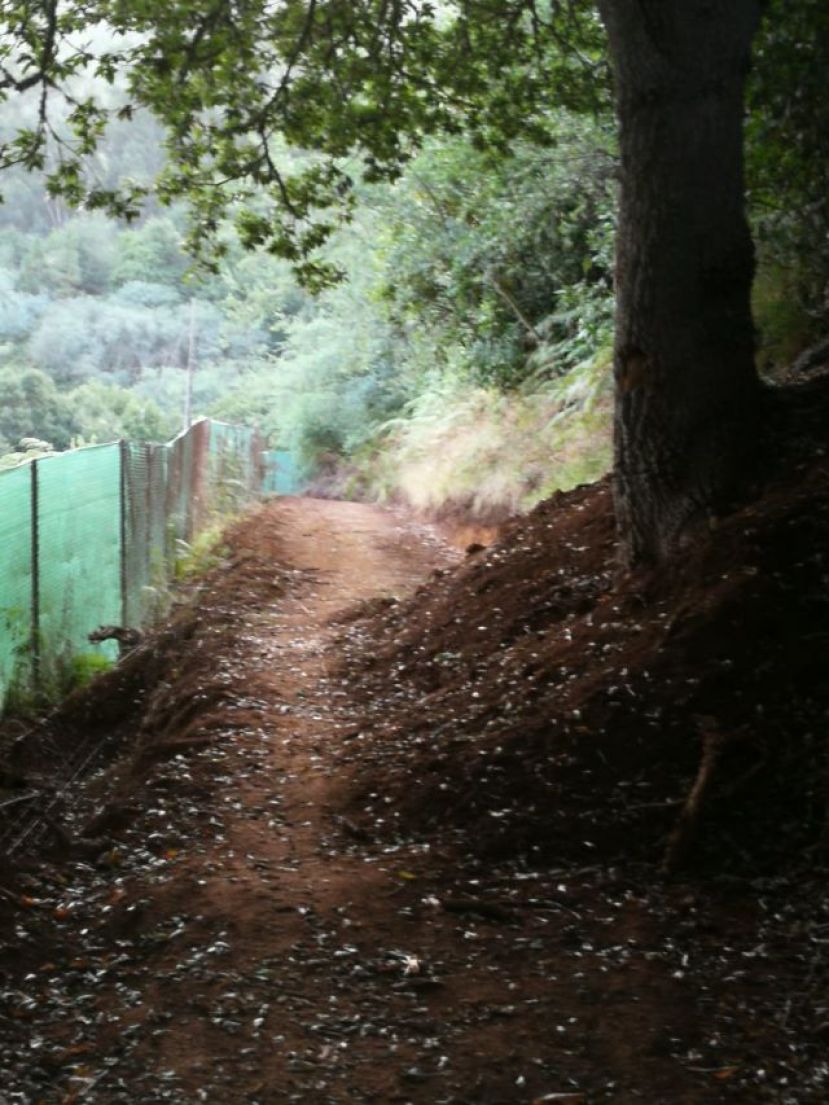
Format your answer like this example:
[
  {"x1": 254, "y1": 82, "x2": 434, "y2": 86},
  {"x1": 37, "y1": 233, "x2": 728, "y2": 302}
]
[{"x1": 533, "y1": 1094, "x2": 585, "y2": 1104}]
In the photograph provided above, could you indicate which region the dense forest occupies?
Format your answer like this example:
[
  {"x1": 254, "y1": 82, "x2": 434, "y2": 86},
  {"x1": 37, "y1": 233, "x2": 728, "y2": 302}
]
[
  {"x1": 2, "y1": 3, "x2": 826, "y2": 523},
  {"x1": 0, "y1": 99, "x2": 619, "y2": 510}
]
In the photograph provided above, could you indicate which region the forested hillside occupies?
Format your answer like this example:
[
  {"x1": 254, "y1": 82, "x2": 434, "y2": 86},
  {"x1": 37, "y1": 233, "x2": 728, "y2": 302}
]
[
  {"x1": 0, "y1": 100, "x2": 310, "y2": 460},
  {"x1": 2, "y1": 2, "x2": 824, "y2": 516},
  {"x1": 0, "y1": 100, "x2": 619, "y2": 507}
]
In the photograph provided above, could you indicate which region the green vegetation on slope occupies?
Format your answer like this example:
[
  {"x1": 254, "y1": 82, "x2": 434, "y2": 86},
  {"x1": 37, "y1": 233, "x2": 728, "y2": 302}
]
[{"x1": 1, "y1": 3, "x2": 828, "y2": 521}]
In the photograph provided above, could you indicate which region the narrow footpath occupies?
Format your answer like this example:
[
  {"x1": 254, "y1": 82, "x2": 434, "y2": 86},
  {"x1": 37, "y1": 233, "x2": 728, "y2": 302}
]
[
  {"x1": 8, "y1": 501, "x2": 592, "y2": 1105},
  {"x1": 1, "y1": 497, "x2": 802, "y2": 1105}
]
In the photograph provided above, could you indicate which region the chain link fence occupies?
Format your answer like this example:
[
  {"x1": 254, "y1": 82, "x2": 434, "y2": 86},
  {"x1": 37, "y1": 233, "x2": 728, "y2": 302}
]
[{"x1": 0, "y1": 418, "x2": 272, "y2": 715}]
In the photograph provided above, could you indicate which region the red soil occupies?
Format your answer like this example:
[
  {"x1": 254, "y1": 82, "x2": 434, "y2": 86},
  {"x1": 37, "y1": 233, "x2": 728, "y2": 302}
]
[{"x1": 0, "y1": 398, "x2": 828, "y2": 1103}]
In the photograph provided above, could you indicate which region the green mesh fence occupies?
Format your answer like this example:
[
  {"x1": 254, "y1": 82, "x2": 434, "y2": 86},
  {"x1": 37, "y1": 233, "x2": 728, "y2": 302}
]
[
  {"x1": 0, "y1": 465, "x2": 35, "y2": 711},
  {"x1": 37, "y1": 444, "x2": 123, "y2": 691},
  {"x1": 166, "y1": 425, "x2": 197, "y2": 548},
  {"x1": 207, "y1": 421, "x2": 261, "y2": 519},
  {"x1": 0, "y1": 418, "x2": 285, "y2": 715},
  {"x1": 122, "y1": 442, "x2": 170, "y2": 628},
  {"x1": 262, "y1": 450, "x2": 302, "y2": 495}
]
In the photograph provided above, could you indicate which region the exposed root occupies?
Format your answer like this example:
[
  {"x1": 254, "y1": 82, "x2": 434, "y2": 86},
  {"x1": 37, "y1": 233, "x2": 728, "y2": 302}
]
[{"x1": 663, "y1": 723, "x2": 730, "y2": 874}]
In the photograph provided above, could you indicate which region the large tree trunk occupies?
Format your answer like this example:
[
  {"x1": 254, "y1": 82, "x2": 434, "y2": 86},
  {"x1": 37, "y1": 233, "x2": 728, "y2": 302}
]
[{"x1": 597, "y1": 0, "x2": 766, "y2": 565}]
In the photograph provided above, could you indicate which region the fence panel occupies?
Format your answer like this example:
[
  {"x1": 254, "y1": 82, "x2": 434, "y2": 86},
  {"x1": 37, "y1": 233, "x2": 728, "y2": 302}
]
[
  {"x1": 165, "y1": 427, "x2": 194, "y2": 548},
  {"x1": 147, "y1": 444, "x2": 170, "y2": 575},
  {"x1": 36, "y1": 445, "x2": 122, "y2": 690},
  {"x1": 0, "y1": 420, "x2": 298, "y2": 715},
  {"x1": 208, "y1": 421, "x2": 263, "y2": 515},
  {"x1": 0, "y1": 465, "x2": 34, "y2": 713},
  {"x1": 262, "y1": 450, "x2": 302, "y2": 495},
  {"x1": 123, "y1": 442, "x2": 150, "y2": 629}
]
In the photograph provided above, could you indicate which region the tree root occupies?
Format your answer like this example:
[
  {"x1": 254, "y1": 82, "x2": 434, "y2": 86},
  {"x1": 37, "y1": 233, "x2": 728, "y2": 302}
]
[{"x1": 663, "y1": 721, "x2": 732, "y2": 875}]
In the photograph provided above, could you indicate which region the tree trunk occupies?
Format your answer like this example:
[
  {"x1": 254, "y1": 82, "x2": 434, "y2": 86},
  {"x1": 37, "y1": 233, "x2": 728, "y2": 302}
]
[{"x1": 597, "y1": 0, "x2": 766, "y2": 565}]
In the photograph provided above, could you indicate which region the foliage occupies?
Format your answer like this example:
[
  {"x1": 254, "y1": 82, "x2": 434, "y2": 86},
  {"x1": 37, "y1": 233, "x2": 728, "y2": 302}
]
[
  {"x1": 0, "y1": 1, "x2": 608, "y2": 281},
  {"x1": 0, "y1": 268, "x2": 49, "y2": 341},
  {"x1": 112, "y1": 217, "x2": 189, "y2": 287},
  {"x1": 0, "y1": 364, "x2": 74, "y2": 451},
  {"x1": 0, "y1": 3, "x2": 617, "y2": 519},
  {"x1": 210, "y1": 203, "x2": 408, "y2": 464},
  {"x1": 0, "y1": 213, "x2": 274, "y2": 408},
  {"x1": 207, "y1": 114, "x2": 617, "y2": 508},
  {"x1": 748, "y1": 1, "x2": 829, "y2": 338},
  {"x1": 751, "y1": 261, "x2": 818, "y2": 379},
  {"x1": 16, "y1": 214, "x2": 117, "y2": 296},
  {"x1": 0, "y1": 362, "x2": 174, "y2": 457},
  {"x1": 27, "y1": 296, "x2": 183, "y2": 384},
  {"x1": 0, "y1": 435, "x2": 57, "y2": 471},
  {"x1": 353, "y1": 346, "x2": 612, "y2": 516},
  {"x1": 375, "y1": 116, "x2": 615, "y2": 390},
  {"x1": 173, "y1": 527, "x2": 232, "y2": 581},
  {"x1": 67, "y1": 380, "x2": 176, "y2": 443},
  {"x1": 217, "y1": 248, "x2": 312, "y2": 348},
  {"x1": 1, "y1": 1, "x2": 827, "y2": 523},
  {"x1": 69, "y1": 651, "x2": 114, "y2": 689}
]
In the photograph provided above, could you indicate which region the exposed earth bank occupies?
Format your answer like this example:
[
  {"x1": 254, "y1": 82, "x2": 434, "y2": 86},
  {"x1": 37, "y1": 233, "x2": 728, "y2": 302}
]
[{"x1": 0, "y1": 481, "x2": 827, "y2": 1104}]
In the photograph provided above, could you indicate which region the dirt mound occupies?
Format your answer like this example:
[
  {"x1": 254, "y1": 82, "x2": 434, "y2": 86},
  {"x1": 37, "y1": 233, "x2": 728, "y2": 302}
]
[{"x1": 338, "y1": 390, "x2": 829, "y2": 873}]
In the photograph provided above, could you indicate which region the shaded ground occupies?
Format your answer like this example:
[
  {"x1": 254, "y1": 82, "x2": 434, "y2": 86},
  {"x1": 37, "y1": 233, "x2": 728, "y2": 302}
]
[
  {"x1": 337, "y1": 457, "x2": 829, "y2": 872},
  {"x1": 0, "y1": 473, "x2": 828, "y2": 1104}
]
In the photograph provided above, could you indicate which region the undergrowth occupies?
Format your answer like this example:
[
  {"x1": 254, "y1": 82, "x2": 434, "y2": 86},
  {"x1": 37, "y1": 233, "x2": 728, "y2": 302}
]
[
  {"x1": 348, "y1": 349, "x2": 612, "y2": 520},
  {"x1": 174, "y1": 524, "x2": 232, "y2": 581},
  {"x1": 70, "y1": 651, "x2": 115, "y2": 689}
]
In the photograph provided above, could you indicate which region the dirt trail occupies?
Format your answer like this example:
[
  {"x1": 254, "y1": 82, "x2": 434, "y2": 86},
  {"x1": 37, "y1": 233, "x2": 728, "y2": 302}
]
[
  {"x1": 118, "y1": 498, "x2": 465, "y2": 1103},
  {"x1": 2, "y1": 496, "x2": 818, "y2": 1105},
  {"x1": 3, "y1": 497, "x2": 510, "y2": 1105}
]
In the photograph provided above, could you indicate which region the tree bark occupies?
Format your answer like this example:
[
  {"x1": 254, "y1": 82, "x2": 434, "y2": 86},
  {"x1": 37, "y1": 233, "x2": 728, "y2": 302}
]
[{"x1": 597, "y1": 0, "x2": 766, "y2": 564}]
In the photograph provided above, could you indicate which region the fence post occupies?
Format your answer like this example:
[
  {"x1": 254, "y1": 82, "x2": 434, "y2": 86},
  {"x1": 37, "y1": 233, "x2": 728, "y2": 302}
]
[
  {"x1": 119, "y1": 441, "x2": 129, "y2": 629},
  {"x1": 30, "y1": 459, "x2": 40, "y2": 694},
  {"x1": 188, "y1": 419, "x2": 211, "y2": 539}
]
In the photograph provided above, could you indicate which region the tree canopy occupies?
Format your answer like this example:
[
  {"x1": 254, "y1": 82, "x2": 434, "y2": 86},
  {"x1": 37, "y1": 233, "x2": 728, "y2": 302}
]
[
  {"x1": 2, "y1": 1, "x2": 828, "y2": 560},
  {"x1": 0, "y1": 2, "x2": 608, "y2": 280}
]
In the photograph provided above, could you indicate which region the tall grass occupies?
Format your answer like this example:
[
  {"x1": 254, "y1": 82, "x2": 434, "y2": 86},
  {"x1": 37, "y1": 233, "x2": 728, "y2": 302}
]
[{"x1": 352, "y1": 350, "x2": 612, "y2": 520}]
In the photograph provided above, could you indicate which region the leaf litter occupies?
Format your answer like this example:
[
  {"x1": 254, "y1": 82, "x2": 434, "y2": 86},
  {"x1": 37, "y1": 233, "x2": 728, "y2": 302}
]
[{"x1": 0, "y1": 440, "x2": 827, "y2": 1104}]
